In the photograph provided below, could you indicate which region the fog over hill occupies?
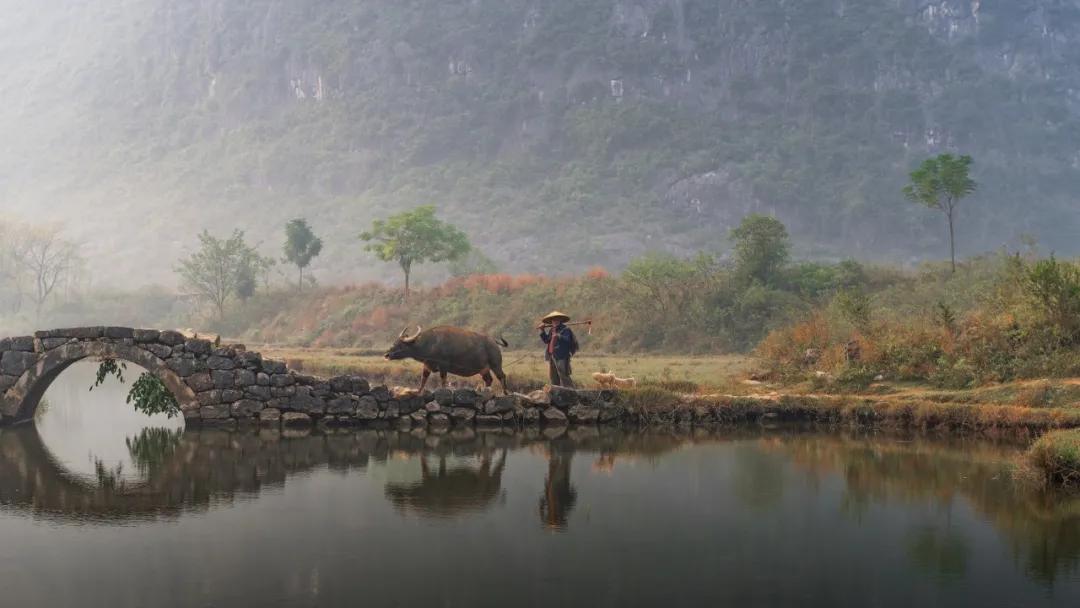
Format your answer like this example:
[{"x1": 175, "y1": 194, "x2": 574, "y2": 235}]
[{"x1": 2, "y1": 0, "x2": 1079, "y2": 288}]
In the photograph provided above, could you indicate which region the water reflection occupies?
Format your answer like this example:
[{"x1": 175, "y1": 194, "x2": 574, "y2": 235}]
[
  {"x1": 2, "y1": 421, "x2": 1080, "y2": 604},
  {"x1": 539, "y1": 446, "x2": 576, "y2": 529},
  {"x1": 385, "y1": 449, "x2": 508, "y2": 518}
]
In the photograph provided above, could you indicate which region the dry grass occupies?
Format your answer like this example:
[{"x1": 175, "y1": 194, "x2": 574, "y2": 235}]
[{"x1": 257, "y1": 347, "x2": 758, "y2": 393}]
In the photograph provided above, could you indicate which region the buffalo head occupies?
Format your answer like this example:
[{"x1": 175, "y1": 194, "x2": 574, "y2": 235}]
[{"x1": 384, "y1": 326, "x2": 422, "y2": 360}]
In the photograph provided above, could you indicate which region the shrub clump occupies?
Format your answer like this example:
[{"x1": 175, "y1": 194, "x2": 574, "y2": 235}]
[
  {"x1": 758, "y1": 254, "x2": 1080, "y2": 390},
  {"x1": 1029, "y1": 430, "x2": 1080, "y2": 487}
]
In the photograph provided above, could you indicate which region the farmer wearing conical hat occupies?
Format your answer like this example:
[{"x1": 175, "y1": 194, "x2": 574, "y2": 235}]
[{"x1": 539, "y1": 311, "x2": 578, "y2": 387}]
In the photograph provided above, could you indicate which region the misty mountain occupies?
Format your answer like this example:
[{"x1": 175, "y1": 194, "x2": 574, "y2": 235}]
[{"x1": 2, "y1": 0, "x2": 1079, "y2": 288}]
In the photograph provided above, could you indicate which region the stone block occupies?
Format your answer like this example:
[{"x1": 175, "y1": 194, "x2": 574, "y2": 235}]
[
  {"x1": 356, "y1": 396, "x2": 380, "y2": 420},
  {"x1": 10, "y1": 336, "x2": 36, "y2": 352},
  {"x1": 259, "y1": 408, "x2": 282, "y2": 424},
  {"x1": 238, "y1": 351, "x2": 262, "y2": 369},
  {"x1": 220, "y1": 389, "x2": 243, "y2": 403},
  {"x1": 36, "y1": 327, "x2": 103, "y2": 340},
  {"x1": 475, "y1": 415, "x2": 504, "y2": 426},
  {"x1": 424, "y1": 401, "x2": 443, "y2": 414},
  {"x1": 200, "y1": 405, "x2": 230, "y2": 419},
  {"x1": 196, "y1": 390, "x2": 222, "y2": 406},
  {"x1": 166, "y1": 357, "x2": 197, "y2": 377},
  {"x1": 397, "y1": 396, "x2": 423, "y2": 415},
  {"x1": 271, "y1": 386, "x2": 296, "y2": 398},
  {"x1": 484, "y1": 396, "x2": 516, "y2": 415},
  {"x1": 548, "y1": 386, "x2": 579, "y2": 409},
  {"x1": 292, "y1": 386, "x2": 326, "y2": 414},
  {"x1": 157, "y1": 330, "x2": 185, "y2": 345},
  {"x1": 384, "y1": 401, "x2": 400, "y2": 418},
  {"x1": 453, "y1": 388, "x2": 479, "y2": 406},
  {"x1": 281, "y1": 412, "x2": 313, "y2": 427},
  {"x1": 186, "y1": 372, "x2": 214, "y2": 393},
  {"x1": 450, "y1": 407, "x2": 476, "y2": 424},
  {"x1": 431, "y1": 388, "x2": 453, "y2": 406},
  {"x1": 185, "y1": 339, "x2": 212, "y2": 355},
  {"x1": 245, "y1": 385, "x2": 272, "y2": 400},
  {"x1": 270, "y1": 374, "x2": 294, "y2": 387},
  {"x1": 430, "y1": 413, "x2": 450, "y2": 426},
  {"x1": 40, "y1": 338, "x2": 69, "y2": 350},
  {"x1": 542, "y1": 407, "x2": 568, "y2": 424},
  {"x1": 207, "y1": 356, "x2": 236, "y2": 370},
  {"x1": 133, "y1": 329, "x2": 160, "y2": 343},
  {"x1": 567, "y1": 405, "x2": 600, "y2": 424},
  {"x1": 256, "y1": 372, "x2": 271, "y2": 386},
  {"x1": 327, "y1": 397, "x2": 356, "y2": 415},
  {"x1": 211, "y1": 370, "x2": 235, "y2": 389},
  {"x1": 370, "y1": 385, "x2": 391, "y2": 402},
  {"x1": 143, "y1": 343, "x2": 172, "y2": 359},
  {"x1": 235, "y1": 369, "x2": 256, "y2": 387},
  {"x1": 261, "y1": 359, "x2": 287, "y2": 374},
  {"x1": 1, "y1": 351, "x2": 37, "y2": 376},
  {"x1": 0, "y1": 375, "x2": 19, "y2": 392},
  {"x1": 104, "y1": 327, "x2": 135, "y2": 339},
  {"x1": 231, "y1": 399, "x2": 264, "y2": 417}
]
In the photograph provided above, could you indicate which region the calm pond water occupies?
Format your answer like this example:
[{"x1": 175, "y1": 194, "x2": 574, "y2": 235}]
[{"x1": 1, "y1": 362, "x2": 1079, "y2": 607}]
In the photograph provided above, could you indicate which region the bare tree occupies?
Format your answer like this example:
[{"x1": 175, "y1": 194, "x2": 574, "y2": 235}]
[
  {"x1": 12, "y1": 225, "x2": 80, "y2": 320},
  {"x1": 0, "y1": 220, "x2": 26, "y2": 314}
]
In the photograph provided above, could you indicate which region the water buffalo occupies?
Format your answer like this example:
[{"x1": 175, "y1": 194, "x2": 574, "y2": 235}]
[{"x1": 384, "y1": 326, "x2": 509, "y2": 394}]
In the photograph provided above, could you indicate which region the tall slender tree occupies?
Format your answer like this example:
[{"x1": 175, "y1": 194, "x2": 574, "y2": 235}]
[
  {"x1": 360, "y1": 206, "x2": 470, "y2": 302},
  {"x1": 903, "y1": 154, "x2": 976, "y2": 273},
  {"x1": 282, "y1": 218, "x2": 323, "y2": 291}
]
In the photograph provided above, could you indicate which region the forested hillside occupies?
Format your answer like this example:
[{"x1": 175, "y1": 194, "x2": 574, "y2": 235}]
[{"x1": 2, "y1": 0, "x2": 1080, "y2": 286}]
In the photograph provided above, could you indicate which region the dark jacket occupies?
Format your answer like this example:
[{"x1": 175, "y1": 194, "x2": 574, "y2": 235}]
[{"x1": 540, "y1": 324, "x2": 575, "y2": 361}]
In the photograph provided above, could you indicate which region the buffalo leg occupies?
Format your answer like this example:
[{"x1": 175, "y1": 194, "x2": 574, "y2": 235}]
[
  {"x1": 419, "y1": 367, "x2": 432, "y2": 393},
  {"x1": 493, "y1": 367, "x2": 509, "y2": 395},
  {"x1": 440, "y1": 371, "x2": 448, "y2": 387},
  {"x1": 481, "y1": 371, "x2": 494, "y2": 388}
]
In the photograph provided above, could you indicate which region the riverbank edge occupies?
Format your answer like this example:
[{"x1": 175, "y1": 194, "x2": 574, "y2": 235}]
[
  {"x1": 183, "y1": 386, "x2": 1080, "y2": 433},
  {"x1": 184, "y1": 385, "x2": 1080, "y2": 486}
]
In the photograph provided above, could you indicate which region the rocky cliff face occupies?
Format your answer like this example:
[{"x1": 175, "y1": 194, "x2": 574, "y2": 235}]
[{"x1": 2, "y1": 0, "x2": 1079, "y2": 286}]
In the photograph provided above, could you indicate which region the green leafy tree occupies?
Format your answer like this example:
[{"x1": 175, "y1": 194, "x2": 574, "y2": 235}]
[
  {"x1": 283, "y1": 218, "x2": 323, "y2": 291},
  {"x1": 731, "y1": 214, "x2": 791, "y2": 285},
  {"x1": 176, "y1": 230, "x2": 271, "y2": 319},
  {"x1": 903, "y1": 154, "x2": 976, "y2": 273},
  {"x1": 360, "y1": 206, "x2": 470, "y2": 302}
]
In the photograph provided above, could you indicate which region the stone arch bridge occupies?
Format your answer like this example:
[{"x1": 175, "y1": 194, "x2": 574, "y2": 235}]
[{"x1": 0, "y1": 327, "x2": 627, "y2": 428}]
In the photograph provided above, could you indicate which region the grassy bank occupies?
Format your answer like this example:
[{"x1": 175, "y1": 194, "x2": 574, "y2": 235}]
[
  {"x1": 1030, "y1": 430, "x2": 1080, "y2": 486},
  {"x1": 259, "y1": 347, "x2": 755, "y2": 394},
  {"x1": 615, "y1": 388, "x2": 1080, "y2": 433}
]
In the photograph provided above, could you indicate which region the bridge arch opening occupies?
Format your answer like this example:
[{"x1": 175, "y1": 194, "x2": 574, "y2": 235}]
[
  {"x1": 34, "y1": 359, "x2": 186, "y2": 485},
  {"x1": 1, "y1": 341, "x2": 196, "y2": 425}
]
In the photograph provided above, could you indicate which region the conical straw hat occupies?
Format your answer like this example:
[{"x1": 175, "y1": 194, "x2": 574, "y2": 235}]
[{"x1": 541, "y1": 311, "x2": 571, "y2": 323}]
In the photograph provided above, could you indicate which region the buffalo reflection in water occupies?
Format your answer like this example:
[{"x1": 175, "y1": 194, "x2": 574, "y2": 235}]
[{"x1": 384, "y1": 449, "x2": 508, "y2": 518}]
